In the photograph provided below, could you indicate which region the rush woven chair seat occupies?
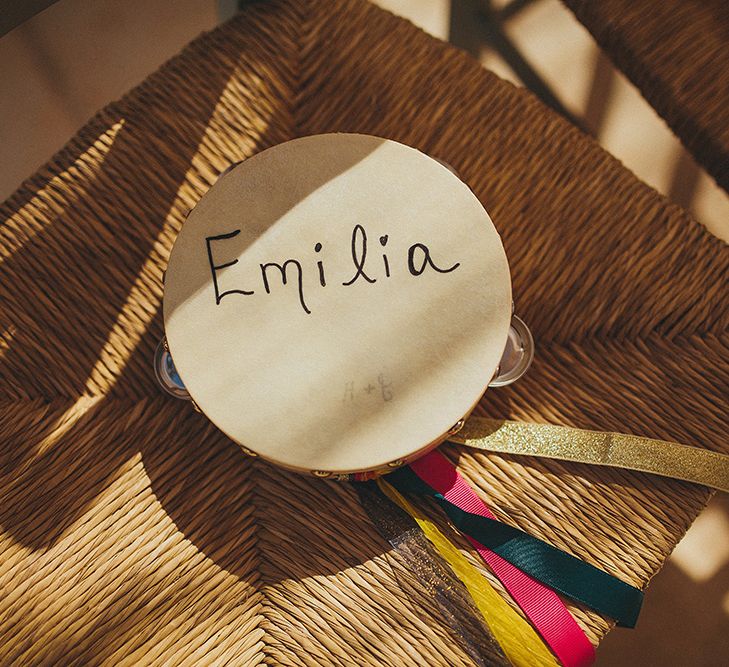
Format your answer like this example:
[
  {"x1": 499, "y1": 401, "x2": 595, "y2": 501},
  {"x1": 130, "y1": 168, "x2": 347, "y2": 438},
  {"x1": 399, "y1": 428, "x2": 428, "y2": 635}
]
[
  {"x1": 1, "y1": 0, "x2": 727, "y2": 664},
  {"x1": 563, "y1": 0, "x2": 729, "y2": 192}
]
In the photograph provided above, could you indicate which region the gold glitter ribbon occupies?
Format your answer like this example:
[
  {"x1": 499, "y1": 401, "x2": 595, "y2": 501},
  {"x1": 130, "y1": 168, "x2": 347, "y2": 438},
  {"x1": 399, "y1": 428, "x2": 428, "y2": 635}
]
[
  {"x1": 378, "y1": 479, "x2": 562, "y2": 667},
  {"x1": 450, "y1": 418, "x2": 729, "y2": 493}
]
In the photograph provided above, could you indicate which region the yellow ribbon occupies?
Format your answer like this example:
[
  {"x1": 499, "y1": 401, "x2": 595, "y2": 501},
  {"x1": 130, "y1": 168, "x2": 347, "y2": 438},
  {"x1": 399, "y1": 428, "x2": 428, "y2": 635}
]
[
  {"x1": 450, "y1": 418, "x2": 729, "y2": 493},
  {"x1": 378, "y1": 478, "x2": 561, "y2": 667}
]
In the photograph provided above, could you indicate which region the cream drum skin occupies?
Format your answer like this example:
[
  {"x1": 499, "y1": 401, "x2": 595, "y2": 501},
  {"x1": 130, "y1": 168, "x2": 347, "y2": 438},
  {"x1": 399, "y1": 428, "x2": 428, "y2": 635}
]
[{"x1": 162, "y1": 134, "x2": 514, "y2": 478}]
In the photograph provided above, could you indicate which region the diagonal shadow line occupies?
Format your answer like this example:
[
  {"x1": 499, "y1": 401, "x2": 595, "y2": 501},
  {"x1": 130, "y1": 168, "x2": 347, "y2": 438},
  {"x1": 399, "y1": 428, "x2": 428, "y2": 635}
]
[
  {"x1": 0, "y1": 104, "x2": 126, "y2": 223},
  {"x1": 0, "y1": 77, "x2": 238, "y2": 403},
  {"x1": 162, "y1": 136, "x2": 385, "y2": 331},
  {"x1": 0, "y1": 116, "x2": 126, "y2": 271},
  {"x1": 564, "y1": 0, "x2": 729, "y2": 193},
  {"x1": 0, "y1": 86, "x2": 240, "y2": 463},
  {"x1": 582, "y1": 49, "x2": 616, "y2": 138}
]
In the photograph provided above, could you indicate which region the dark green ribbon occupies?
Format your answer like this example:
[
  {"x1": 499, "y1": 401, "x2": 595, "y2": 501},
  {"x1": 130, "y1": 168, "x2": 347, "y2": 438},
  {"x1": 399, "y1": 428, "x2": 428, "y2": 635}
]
[{"x1": 386, "y1": 465, "x2": 643, "y2": 627}]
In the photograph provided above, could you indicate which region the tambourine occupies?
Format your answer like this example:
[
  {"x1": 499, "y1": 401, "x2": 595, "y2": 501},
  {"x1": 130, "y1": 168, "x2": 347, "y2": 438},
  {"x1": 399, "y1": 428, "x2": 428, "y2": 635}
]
[{"x1": 157, "y1": 134, "x2": 533, "y2": 480}]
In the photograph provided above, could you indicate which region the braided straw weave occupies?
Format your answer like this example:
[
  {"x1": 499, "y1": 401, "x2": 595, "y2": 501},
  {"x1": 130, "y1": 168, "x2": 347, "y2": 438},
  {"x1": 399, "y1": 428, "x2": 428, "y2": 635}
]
[
  {"x1": 564, "y1": 0, "x2": 729, "y2": 192},
  {"x1": 1, "y1": 1, "x2": 727, "y2": 664}
]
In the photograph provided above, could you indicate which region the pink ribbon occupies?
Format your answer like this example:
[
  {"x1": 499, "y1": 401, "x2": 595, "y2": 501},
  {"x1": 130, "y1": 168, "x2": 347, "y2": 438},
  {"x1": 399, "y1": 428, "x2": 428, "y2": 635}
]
[{"x1": 410, "y1": 450, "x2": 595, "y2": 667}]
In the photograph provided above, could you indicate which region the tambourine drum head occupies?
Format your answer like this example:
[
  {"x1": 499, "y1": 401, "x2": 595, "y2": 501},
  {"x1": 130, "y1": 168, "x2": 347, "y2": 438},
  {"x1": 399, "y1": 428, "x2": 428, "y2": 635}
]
[{"x1": 163, "y1": 134, "x2": 512, "y2": 474}]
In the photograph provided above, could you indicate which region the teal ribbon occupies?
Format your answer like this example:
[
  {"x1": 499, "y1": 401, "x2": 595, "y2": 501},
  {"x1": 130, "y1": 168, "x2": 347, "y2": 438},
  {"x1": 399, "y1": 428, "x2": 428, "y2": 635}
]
[{"x1": 386, "y1": 465, "x2": 643, "y2": 627}]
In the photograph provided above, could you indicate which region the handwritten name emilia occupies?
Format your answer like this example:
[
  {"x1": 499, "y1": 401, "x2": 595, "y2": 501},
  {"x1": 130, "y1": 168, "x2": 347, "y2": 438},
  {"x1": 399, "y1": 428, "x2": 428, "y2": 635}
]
[{"x1": 206, "y1": 223, "x2": 460, "y2": 314}]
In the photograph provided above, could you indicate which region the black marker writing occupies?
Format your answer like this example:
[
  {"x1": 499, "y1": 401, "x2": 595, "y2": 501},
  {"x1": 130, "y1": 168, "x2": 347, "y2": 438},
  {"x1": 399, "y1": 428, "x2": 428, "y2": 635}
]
[
  {"x1": 407, "y1": 243, "x2": 460, "y2": 276},
  {"x1": 342, "y1": 224, "x2": 377, "y2": 286},
  {"x1": 260, "y1": 259, "x2": 310, "y2": 315},
  {"x1": 379, "y1": 234, "x2": 391, "y2": 278},
  {"x1": 205, "y1": 224, "x2": 460, "y2": 314},
  {"x1": 315, "y1": 242, "x2": 326, "y2": 286},
  {"x1": 206, "y1": 229, "x2": 254, "y2": 304}
]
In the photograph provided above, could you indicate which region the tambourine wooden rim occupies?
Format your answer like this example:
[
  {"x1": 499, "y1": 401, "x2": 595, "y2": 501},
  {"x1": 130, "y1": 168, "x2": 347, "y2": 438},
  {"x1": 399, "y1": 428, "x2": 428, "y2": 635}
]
[{"x1": 163, "y1": 134, "x2": 513, "y2": 477}]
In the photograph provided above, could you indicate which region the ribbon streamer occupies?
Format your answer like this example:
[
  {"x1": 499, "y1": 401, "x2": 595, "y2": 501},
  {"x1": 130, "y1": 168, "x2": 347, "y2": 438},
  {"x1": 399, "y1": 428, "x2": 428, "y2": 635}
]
[
  {"x1": 399, "y1": 451, "x2": 598, "y2": 667},
  {"x1": 355, "y1": 480, "x2": 510, "y2": 667},
  {"x1": 376, "y1": 479, "x2": 562, "y2": 667},
  {"x1": 449, "y1": 418, "x2": 729, "y2": 493},
  {"x1": 387, "y1": 457, "x2": 643, "y2": 628}
]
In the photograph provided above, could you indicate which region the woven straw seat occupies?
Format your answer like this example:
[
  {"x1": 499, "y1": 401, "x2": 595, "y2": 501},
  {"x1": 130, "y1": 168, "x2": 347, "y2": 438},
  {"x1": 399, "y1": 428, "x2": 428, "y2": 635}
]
[
  {"x1": 1, "y1": 0, "x2": 727, "y2": 664},
  {"x1": 564, "y1": 0, "x2": 729, "y2": 192}
]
